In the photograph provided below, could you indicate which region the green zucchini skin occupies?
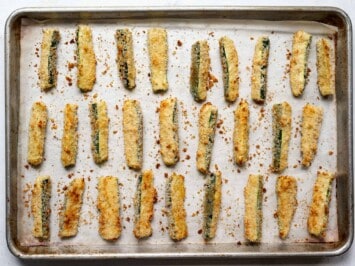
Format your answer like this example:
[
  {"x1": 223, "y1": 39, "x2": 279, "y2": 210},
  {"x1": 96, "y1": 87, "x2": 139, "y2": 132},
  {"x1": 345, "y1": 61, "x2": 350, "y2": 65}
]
[
  {"x1": 219, "y1": 36, "x2": 239, "y2": 102},
  {"x1": 272, "y1": 102, "x2": 292, "y2": 173},
  {"x1": 203, "y1": 171, "x2": 222, "y2": 240},
  {"x1": 190, "y1": 40, "x2": 210, "y2": 102},
  {"x1": 116, "y1": 29, "x2": 136, "y2": 90},
  {"x1": 251, "y1": 36, "x2": 270, "y2": 103}
]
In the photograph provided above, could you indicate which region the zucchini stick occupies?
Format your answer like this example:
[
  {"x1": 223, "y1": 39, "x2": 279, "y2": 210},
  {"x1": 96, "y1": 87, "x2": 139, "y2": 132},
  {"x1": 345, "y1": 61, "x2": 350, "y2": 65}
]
[
  {"x1": 61, "y1": 104, "x2": 79, "y2": 167},
  {"x1": 233, "y1": 99, "x2": 249, "y2": 166},
  {"x1": 316, "y1": 38, "x2": 335, "y2": 96}
]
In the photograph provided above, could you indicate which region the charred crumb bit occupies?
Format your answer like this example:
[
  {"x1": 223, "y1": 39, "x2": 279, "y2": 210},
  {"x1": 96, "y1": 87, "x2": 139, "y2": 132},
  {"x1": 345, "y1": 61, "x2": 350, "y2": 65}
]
[
  {"x1": 271, "y1": 31, "x2": 275, "y2": 34},
  {"x1": 177, "y1": 40, "x2": 183, "y2": 47},
  {"x1": 185, "y1": 155, "x2": 191, "y2": 160},
  {"x1": 24, "y1": 165, "x2": 29, "y2": 170},
  {"x1": 263, "y1": 188, "x2": 267, "y2": 193},
  {"x1": 70, "y1": 39, "x2": 75, "y2": 44},
  {"x1": 148, "y1": 73, "x2": 151, "y2": 77},
  {"x1": 256, "y1": 145, "x2": 260, "y2": 149},
  {"x1": 293, "y1": 164, "x2": 298, "y2": 169},
  {"x1": 113, "y1": 130, "x2": 118, "y2": 134},
  {"x1": 328, "y1": 151, "x2": 334, "y2": 155},
  {"x1": 156, "y1": 107, "x2": 160, "y2": 113},
  {"x1": 126, "y1": 217, "x2": 130, "y2": 222},
  {"x1": 274, "y1": 212, "x2": 278, "y2": 218},
  {"x1": 68, "y1": 62, "x2": 75, "y2": 71},
  {"x1": 237, "y1": 241, "x2": 242, "y2": 245},
  {"x1": 63, "y1": 185, "x2": 68, "y2": 191},
  {"x1": 90, "y1": 169, "x2": 94, "y2": 173},
  {"x1": 65, "y1": 76, "x2": 73, "y2": 86},
  {"x1": 156, "y1": 140, "x2": 160, "y2": 145},
  {"x1": 208, "y1": 32, "x2": 215, "y2": 37},
  {"x1": 250, "y1": 37, "x2": 254, "y2": 40},
  {"x1": 237, "y1": 169, "x2": 241, "y2": 173},
  {"x1": 156, "y1": 163, "x2": 161, "y2": 169},
  {"x1": 319, "y1": 166, "x2": 323, "y2": 170},
  {"x1": 198, "y1": 229, "x2": 202, "y2": 234},
  {"x1": 216, "y1": 119, "x2": 224, "y2": 129},
  {"x1": 183, "y1": 148, "x2": 187, "y2": 153},
  {"x1": 164, "y1": 173, "x2": 168, "y2": 178}
]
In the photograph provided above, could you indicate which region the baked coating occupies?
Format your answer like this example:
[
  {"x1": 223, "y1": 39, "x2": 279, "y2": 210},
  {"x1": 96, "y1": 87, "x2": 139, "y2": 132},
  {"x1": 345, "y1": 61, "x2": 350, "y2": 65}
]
[
  {"x1": 38, "y1": 29, "x2": 60, "y2": 91},
  {"x1": 276, "y1": 176, "x2": 297, "y2": 239},
  {"x1": 272, "y1": 102, "x2": 292, "y2": 173},
  {"x1": 97, "y1": 176, "x2": 121, "y2": 241},
  {"x1": 251, "y1": 36, "x2": 270, "y2": 103},
  {"x1": 27, "y1": 102, "x2": 48, "y2": 166},
  {"x1": 76, "y1": 25, "x2": 96, "y2": 92},
  {"x1": 203, "y1": 171, "x2": 222, "y2": 240},
  {"x1": 219, "y1": 36, "x2": 239, "y2": 102},
  {"x1": 159, "y1": 97, "x2": 179, "y2": 166},
  {"x1": 307, "y1": 171, "x2": 335, "y2": 238},
  {"x1": 190, "y1": 40, "x2": 210, "y2": 102},
  {"x1": 123, "y1": 99, "x2": 143, "y2": 170},
  {"x1": 31, "y1": 175, "x2": 51, "y2": 240},
  {"x1": 196, "y1": 102, "x2": 218, "y2": 174},
  {"x1": 244, "y1": 174, "x2": 263, "y2": 243},
  {"x1": 148, "y1": 28, "x2": 168, "y2": 92},
  {"x1": 166, "y1": 173, "x2": 188, "y2": 241},
  {"x1": 89, "y1": 101, "x2": 109, "y2": 164},
  {"x1": 59, "y1": 178, "x2": 85, "y2": 238},
  {"x1": 61, "y1": 104, "x2": 79, "y2": 167},
  {"x1": 116, "y1": 29, "x2": 136, "y2": 90},
  {"x1": 301, "y1": 104, "x2": 323, "y2": 167},
  {"x1": 133, "y1": 170, "x2": 157, "y2": 239},
  {"x1": 233, "y1": 99, "x2": 249, "y2": 166},
  {"x1": 316, "y1": 38, "x2": 335, "y2": 96},
  {"x1": 289, "y1": 30, "x2": 312, "y2": 97}
]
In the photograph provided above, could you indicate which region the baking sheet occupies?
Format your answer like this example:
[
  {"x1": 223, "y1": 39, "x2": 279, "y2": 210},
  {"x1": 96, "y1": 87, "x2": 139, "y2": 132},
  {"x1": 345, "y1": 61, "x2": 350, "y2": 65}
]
[{"x1": 17, "y1": 18, "x2": 338, "y2": 249}]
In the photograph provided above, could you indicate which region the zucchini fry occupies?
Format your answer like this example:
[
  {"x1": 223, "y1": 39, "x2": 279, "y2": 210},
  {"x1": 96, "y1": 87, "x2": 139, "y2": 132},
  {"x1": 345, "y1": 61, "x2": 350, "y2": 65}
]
[
  {"x1": 89, "y1": 101, "x2": 109, "y2": 164},
  {"x1": 166, "y1": 173, "x2": 188, "y2": 241},
  {"x1": 31, "y1": 176, "x2": 51, "y2": 240},
  {"x1": 148, "y1": 28, "x2": 168, "y2": 92},
  {"x1": 196, "y1": 102, "x2": 218, "y2": 174},
  {"x1": 307, "y1": 171, "x2": 335, "y2": 238},
  {"x1": 276, "y1": 176, "x2": 297, "y2": 239},
  {"x1": 38, "y1": 29, "x2": 60, "y2": 91},
  {"x1": 272, "y1": 102, "x2": 292, "y2": 173},
  {"x1": 59, "y1": 178, "x2": 85, "y2": 238},
  {"x1": 290, "y1": 30, "x2": 312, "y2": 97},
  {"x1": 190, "y1": 40, "x2": 211, "y2": 102},
  {"x1": 301, "y1": 104, "x2": 323, "y2": 167},
  {"x1": 316, "y1": 38, "x2": 335, "y2": 96},
  {"x1": 76, "y1": 25, "x2": 96, "y2": 92},
  {"x1": 251, "y1": 36, "x2": 270, "y2": 103},
  {"x1": 244, "y1": 174, "x2": 263, "y2": 243},
  {"x1": 219, "y1": 36, "x2": 239, "y2": 102},
  {"x1": 123, "y1": 99, "x2": 143, "y2": 170},
  {"x1": 133, "y1": 170, "x2": 157, "y2": 239},
  {"x1": 97, "y1": 176, "x2": 121, "y2": 241},
  {"x1": 159, "y1": 97, "x2": 179, "y2": 166},
  {"x1": 27, "y1": 102, "x2": 48, "y2": 166},
  {"x1": 233, "y1": 99, "x2": 249, "y2": 166},
  {"x1": 203, "y1": 171, "x2": 222, "y2": 240},
  {"x1": 116, "y1": 29, "x2": 136, "y2": 90},
  {"x1": 61, "y1": 104, "x2": 79, "y2": 167}
]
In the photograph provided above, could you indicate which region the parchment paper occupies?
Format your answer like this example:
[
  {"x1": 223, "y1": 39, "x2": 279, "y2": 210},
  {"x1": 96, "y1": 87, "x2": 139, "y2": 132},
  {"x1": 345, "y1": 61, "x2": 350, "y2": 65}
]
[{"x1": 17, "y1": 18, "x2": 338, "y2": 248}]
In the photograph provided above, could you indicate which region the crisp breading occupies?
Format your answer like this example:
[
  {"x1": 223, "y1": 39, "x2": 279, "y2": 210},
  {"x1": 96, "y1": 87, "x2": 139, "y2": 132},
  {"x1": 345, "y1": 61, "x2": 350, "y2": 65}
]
[
  {"x1": 27, "y1": 102, "x2": 48, "y2": 166},
  {"x1": 159, "y1": 97, "x2": 179, "y2": 166},
  {"x1": 97, "y1": 176, "x2": 121, "y2": 241},
  {"x1": 123, "y1": 99, "x2": 143, "y2": 170}
]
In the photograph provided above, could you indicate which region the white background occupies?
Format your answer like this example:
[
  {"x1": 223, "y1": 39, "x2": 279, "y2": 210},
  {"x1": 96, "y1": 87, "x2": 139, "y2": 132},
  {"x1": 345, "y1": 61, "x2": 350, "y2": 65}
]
[{"x1": 0, "y1": 0, "x2": 354, "y2": 265}]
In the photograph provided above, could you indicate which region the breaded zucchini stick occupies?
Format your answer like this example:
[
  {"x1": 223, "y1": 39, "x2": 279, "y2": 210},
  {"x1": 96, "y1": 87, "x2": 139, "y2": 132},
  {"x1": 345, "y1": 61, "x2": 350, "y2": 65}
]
[
  {"x1": 233, "y1": 99, "x2": 249, "y2": 166},
  {"x1": 123, "y1": 99, "x2": 143, "y2": 170},
  {"x1": 31, "y1": 176, "x2": 51, "y2": 240},
  {"x1": 61, "y1": 104, "x2": 79, "y2": 167},
  {"x1": 308, "y1": 171, "x2": 335, "y2": 237},
  {"x1": 148, "y1": 28, "x2": 168, "y2": 92},
  {"x1": 38, "y1": 29, "x2": 60, "y2": 91},
  {"x1": 27, "y1": 102, "x2": 48, "y2": 166},
  {"x1": 251, "y1": 36, "x2": 270, "y2": 103},
  {"x1": 190, "y1": 40, "x2": 211, "y2": 102},
  {"x1": 244, "y1": 174, "x2": 263, "y2": 243},
  {"x1": 76, "y1": 25, "x2": 96, "y2": 92},
  {"x1": 166, "y1": 173, "x2": 188, "y2": 241},
  {"x1": 133, "y1": 170, "x2": 157, "y2": 239},
  {"x1": 89, "y1": 101, "x2": 109, "y2": 164},
  {"x1": 116, "y1": 29, "x2": 136, "y2": 90},
  {"x1": 196, "y1": 102, "x2": 218, "y2": 174},
  {"x1": 97, "y1": 176, "x2": 121, "y2": 241},
  {"x1": 290, "y1": 30, "x2": 312, "y2": 96},
  {"x1": 276, "y1": 176, "x2": 297, "y2": 239},
  {"x1": 301, "y1": 104, "x2": 323, "y2": 167},
  {"x1": 316, "y1": 38, "x2": 335, "y2": 96},
  {"x1": 59, "y1": 178, "x2": 85, "y2": 238},
  {"x1": 159, "y1": 97, "x2": 179, "y2": 166},
  {"x1": 219, "y1": 36, "x2": 239, "y2": 102},
  {"x1": 203, "y1": 171, "x2": 222, "y2": 240},
  {"x1": 272, "y1": 102, "x2": 292, "y2": 172}
]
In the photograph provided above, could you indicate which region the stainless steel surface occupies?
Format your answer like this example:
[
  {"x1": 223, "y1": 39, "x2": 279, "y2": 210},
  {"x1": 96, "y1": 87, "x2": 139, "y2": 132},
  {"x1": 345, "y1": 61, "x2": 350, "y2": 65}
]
[{"x1": 5, "y1": 6, "x2": 353, "y2": 259}]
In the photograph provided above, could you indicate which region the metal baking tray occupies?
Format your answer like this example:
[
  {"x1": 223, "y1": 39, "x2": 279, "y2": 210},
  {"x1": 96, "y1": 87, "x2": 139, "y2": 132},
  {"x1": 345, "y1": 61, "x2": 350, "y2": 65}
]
[{"x1": 5, "y1": 6, "x2": 353, "y2": 259}]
